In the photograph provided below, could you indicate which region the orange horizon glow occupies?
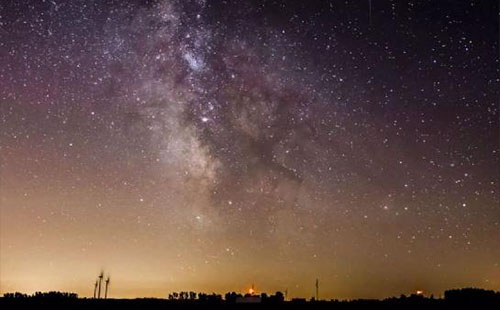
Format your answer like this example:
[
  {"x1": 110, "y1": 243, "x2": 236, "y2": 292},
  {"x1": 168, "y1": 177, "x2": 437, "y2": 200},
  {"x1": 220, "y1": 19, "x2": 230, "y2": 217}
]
[{"x1": 248, "y1": 285, "x2": 256, "y2": 295}]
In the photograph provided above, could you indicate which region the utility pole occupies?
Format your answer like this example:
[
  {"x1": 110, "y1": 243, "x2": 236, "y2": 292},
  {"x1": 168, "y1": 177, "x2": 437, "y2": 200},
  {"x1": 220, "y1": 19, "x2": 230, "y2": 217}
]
[{"x1": 315, "y1": 278, "x2": 319, "y2": 301}]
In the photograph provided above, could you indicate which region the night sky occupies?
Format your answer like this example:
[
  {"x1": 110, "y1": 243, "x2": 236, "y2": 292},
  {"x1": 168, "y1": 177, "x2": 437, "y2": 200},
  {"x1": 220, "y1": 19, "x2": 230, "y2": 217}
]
[{"x1": 0, "y1": 0, "x2": 498, "y2": 300}]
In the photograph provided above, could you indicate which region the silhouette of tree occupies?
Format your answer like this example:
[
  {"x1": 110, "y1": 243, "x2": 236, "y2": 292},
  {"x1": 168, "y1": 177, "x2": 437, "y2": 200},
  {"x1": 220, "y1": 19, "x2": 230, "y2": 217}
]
[
  {"x1": 260, "y1": 292, "x2": 268, "y2": 302},
  {"x1": 189, "y1": 291, "x2": 196, "y2": 300},
  {"x1": 3, "y1": 292, "x2": 28, "y2": 299},
  {"x1": 445, "y1": 288, "x2": 500, "y2": 306},
  {"x1": 3, "y1": 291, "x2": 77, "y2": 300},
  {"x1": 271, "y1": 291, "x2": 284, "y2": 303},
  {"x1": 224, "y1": 291, "x2": 241, "y2": 303}
]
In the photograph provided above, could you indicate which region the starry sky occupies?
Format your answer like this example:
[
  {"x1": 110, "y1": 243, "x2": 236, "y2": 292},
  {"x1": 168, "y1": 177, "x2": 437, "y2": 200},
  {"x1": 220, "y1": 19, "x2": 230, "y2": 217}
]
[{"x1": 0, "y1": 0, "x2": 498, "y2": 300}]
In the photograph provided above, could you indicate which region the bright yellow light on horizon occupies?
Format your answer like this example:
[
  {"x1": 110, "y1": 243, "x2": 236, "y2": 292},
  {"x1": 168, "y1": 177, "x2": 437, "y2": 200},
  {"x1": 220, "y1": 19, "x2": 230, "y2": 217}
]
[{"x1": 248, "y1": 285, "x2": 255, "y2": 295}]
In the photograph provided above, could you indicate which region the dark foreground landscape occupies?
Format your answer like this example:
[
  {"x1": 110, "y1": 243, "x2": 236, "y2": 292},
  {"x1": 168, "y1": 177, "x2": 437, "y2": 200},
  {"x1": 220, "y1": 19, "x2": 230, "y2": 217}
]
[{"x1": 2, "y1": 288, "x2": 500, "y2": 310}]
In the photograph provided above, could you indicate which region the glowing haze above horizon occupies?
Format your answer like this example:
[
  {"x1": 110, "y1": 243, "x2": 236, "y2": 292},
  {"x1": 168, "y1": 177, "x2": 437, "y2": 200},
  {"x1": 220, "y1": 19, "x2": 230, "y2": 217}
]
[{"x1": 0, "y1": 0, "x2": 499, "y2": 300}]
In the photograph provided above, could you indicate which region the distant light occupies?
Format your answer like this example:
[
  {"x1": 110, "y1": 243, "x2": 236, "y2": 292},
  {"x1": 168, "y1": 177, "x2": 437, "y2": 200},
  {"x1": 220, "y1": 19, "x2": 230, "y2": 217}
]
[
  {"x1": 201, "y1": 116, "x2": 209, "y2": 123},
  {"x1": 416, "y1": 290, "x2": 424, "y2": 295}
]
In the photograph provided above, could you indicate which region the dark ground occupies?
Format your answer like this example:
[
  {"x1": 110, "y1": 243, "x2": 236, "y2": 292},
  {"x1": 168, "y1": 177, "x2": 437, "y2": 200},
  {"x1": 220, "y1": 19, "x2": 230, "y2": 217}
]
[{"x1": 1, "y1": 297, "x2": 499, "y2": 310}]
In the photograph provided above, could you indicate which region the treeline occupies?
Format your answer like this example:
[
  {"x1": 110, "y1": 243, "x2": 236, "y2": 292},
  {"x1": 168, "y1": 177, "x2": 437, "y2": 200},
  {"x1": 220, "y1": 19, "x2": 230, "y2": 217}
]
[
  {"x1": 3, "y1": 291, "x2": 78, "y2": 299},
  {"x1": 2, "y1": 287, "x2": 499, "y2": 306},
  {"x1": 167, "y1": 292, "x2": 222, "y2": 302},
  {"x1": 443, "y1": 288, "x2": 500, "y2": 305},
  {"x1": 166, "y1": 291, "x2": 285, "y2": 303}
]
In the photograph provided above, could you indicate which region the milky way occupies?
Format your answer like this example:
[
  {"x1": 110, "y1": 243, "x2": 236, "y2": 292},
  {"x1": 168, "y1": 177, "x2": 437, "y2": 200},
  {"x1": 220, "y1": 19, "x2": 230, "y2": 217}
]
[{"x1": 1, "y1": 0, "x2": 499, "y2": 299}]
